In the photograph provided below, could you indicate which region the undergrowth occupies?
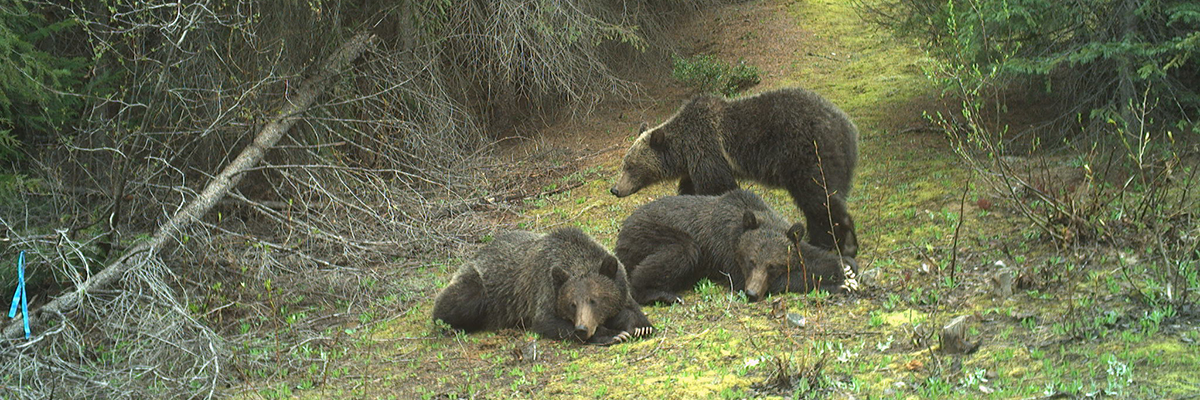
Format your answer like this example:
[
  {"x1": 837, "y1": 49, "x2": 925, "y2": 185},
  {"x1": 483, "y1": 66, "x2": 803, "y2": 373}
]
[{"x1": 671, "y1": 53, "x2": 762, "y2": 96}]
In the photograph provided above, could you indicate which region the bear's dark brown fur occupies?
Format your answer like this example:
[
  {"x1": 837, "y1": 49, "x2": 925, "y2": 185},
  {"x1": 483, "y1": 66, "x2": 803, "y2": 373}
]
[
  {"x1": 739, "y1": 221, "x2": 860, "y2": 299},
  {"x1": 432, "y1": 228, "x2": 653, "y2": 344},
  {"x1": 610, "y1": 87, "x2": 860, "y2": 257},
  {"x1": 615, "y1": 190, "x2": 856, "y2": 304}
]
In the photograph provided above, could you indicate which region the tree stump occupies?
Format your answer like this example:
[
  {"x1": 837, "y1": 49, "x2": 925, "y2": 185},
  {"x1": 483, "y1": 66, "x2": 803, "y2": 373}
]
[
  {"x1": 991, "y1": 268, "x2": 1015, "y2": 299},
  {"x1": 941, "y1": 315, "x2": 978, "y2": 354}
]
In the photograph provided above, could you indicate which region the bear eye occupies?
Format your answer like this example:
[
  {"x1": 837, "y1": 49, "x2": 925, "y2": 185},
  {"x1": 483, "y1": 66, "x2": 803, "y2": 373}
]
[{"x1": 589, "y1": 299, "x2": 597, "y2": 306}]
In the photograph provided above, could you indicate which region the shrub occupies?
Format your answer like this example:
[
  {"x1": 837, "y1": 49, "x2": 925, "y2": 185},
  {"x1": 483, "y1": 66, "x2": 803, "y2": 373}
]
[
  {"x1": 920, "y1": 9, "x2": 1199, "y2": 308},
  {"x1": 671, "y1": 54, "x2": 761, "y2": 96},
  {"x1": 864, "y1": 0, "x2": 1200, "y2": 139}
]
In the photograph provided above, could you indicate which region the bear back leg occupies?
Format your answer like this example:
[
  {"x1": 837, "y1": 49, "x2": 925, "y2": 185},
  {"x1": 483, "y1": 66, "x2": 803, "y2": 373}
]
[
  {"x1": 432, "y1": 268, "x2": 490, "y2": 332},
  {"x1": 788, "y1": 184, "x2": 858, "y2": 257},
  {"x1": 626, "y1": 233, "x2": 703, "y2": 305}
]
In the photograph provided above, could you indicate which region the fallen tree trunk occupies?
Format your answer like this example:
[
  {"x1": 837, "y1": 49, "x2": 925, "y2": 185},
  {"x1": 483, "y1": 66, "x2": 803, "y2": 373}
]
[{"x1": 3, "y1": 32, "x2": 376, "y2": 340}]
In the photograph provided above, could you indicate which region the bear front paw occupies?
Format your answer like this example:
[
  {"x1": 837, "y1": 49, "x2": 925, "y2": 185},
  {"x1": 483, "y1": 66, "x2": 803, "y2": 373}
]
[
  {"x1": 596, "y1": 331, "x2": 632, "y2": 346},
  {"x1": 841, "y1": 262, "x2": 860, "y2": 292}
]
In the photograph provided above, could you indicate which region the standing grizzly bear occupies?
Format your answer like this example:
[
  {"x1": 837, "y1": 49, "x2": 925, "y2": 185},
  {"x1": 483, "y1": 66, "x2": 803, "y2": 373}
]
[
  {"x1": 610, "y1": 87, "x2": 860, "y2": 257},
  {"x1": 432, "y1": 227, "x2": 653, "y2": 345},
  {"x1": 615, "y1": 189, "x2": 856, "y2": 304}
]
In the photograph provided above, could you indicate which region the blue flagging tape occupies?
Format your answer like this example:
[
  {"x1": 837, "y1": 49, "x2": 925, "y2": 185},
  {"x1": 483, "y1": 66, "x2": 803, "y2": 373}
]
[{"x1": 8, "y1": 250, "x2": 29, "y2": 338}]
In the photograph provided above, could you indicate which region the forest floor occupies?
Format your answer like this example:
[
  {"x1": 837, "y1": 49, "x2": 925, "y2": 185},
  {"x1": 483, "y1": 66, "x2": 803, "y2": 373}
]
[{"x1": 235, "y1": 0, "x2": 1200, "y2": 398}]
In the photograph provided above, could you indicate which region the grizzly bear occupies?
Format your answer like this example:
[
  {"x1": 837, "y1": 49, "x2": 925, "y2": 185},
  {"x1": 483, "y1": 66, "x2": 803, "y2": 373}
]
[
  {"x1": 615, "y1": 189, "x2": 856, "y2": 304},
  {"x1": 610, "y1": 87, "x2": 860, "y2": 257},
  {"x1": 739, "y1": 222, "x2": 860, "y2": 300},
  {"x1": 432, "y1": 227, "x2": 653, "y2": 345}
]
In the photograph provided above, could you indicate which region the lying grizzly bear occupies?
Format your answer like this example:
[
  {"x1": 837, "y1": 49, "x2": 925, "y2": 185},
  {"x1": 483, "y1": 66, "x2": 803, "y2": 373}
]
[
  {"x1": 615, "y1": 189, "x2": 857, "y2": 304},
  {"x1": 433, "y1": 227, "x2": 653, "y2": 344}
]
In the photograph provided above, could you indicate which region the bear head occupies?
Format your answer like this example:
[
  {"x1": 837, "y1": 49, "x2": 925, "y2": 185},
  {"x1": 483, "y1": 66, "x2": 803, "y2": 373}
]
[
  {"x1": 610, "y1": 122, "x2": 673, "y2": 197},
  {"x1": 552, "y1": 256, "x2": 624, "y2": 341},
  {"x1": 736, "y1": 211, "x2": 799, "y2": 301},
  {"x1": 737, "y1": 215, "x2": 858, "y2": 301},
  {"x1": 611, "y1": 97, "x2": 721, "y2": 197}
]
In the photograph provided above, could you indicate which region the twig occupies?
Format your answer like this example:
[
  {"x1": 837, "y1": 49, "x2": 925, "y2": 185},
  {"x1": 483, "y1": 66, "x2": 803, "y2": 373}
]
[
  {"x1": 434, "y1": 180, "x2": 587, "y2": 218},
  {"x1": 573, "y1": 144, "x2": 622, "y2": 162},
  {"x1": 948, "y1": 171, "x2": 973, "y2": 282}
]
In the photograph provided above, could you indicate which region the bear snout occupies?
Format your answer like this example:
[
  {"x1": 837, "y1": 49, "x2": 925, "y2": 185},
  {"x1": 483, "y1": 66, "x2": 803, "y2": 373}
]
[
  {"x1": 574, "y1": 306, "x2": 599, "y2": 339},
  {"x1": 610, "y1": 173, "x2": 642, "y2": 198},
  {"x1": 743, "y1": 268, "x2": 770, "y2": 302}
]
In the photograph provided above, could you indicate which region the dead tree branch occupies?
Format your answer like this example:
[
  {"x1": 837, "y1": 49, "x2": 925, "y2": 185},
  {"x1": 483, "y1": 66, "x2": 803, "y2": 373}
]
[{"x1": 3, "y1": 32, "x2": 376, "y2": 340}]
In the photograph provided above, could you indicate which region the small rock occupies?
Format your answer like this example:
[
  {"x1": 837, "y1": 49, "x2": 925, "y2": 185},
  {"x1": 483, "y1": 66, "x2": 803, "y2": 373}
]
[
  {"x1": 786, "y1": 312, "x2": 806, "y2": 328},
  {"x1": 521, "y1": 341, "x2": 539, "y2": 361},
  {"x1": 858, "y1": 267, "x2": 881, "y2": 287}
]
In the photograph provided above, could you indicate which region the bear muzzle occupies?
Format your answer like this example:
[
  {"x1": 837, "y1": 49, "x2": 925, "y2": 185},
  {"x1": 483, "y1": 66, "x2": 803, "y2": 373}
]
[
  {"x1": 574, "y1": 307, "x2": 598, "y2": 339},
  {"x1": 610, "y1": 173, "x2": 641, "y2": 197},
  {"x1": 744, "y1": 268, "x2": 770, "y2": 302}
]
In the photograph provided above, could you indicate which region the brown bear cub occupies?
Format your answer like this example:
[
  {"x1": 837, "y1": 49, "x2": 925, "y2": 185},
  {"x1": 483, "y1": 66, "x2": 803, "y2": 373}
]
[
  {"x1": 615, "y1": 189, "x2": 857, "y2": 305},
  {"x1": 610, "y1": 87, "x2": 860, "y2": 257},
  {"x1": 432, "y1": 227, "x2": 653, "y2": 345}
]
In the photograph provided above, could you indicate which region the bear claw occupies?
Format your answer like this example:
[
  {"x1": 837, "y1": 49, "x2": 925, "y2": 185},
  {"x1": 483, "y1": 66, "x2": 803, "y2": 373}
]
[
  {"x1": 841, "y1": 263, "x2": 860, "y2": 292},
  {"x1": 631, "y1": 326, "x2": 655, "y2": 338},
  {"x1": 603, "y1": 331, "x2": 632, "y2": 346}
]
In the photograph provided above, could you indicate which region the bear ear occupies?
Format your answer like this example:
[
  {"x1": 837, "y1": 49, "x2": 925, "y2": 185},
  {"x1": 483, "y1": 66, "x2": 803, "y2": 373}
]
[
  {"x1": 786, "y1": 222, "x2": 805, "y2": 244},
  {"x1": 742, "y1": 211, "x2": 760, "y2": 230},
  {"x1": 551, "y1": 267, "x2": 570, "y2": 288},
  {"x1": 647, "y1": 129, "x2": 667, "y2": 149},
  {"x1": 599, "y1": 256, "x2": 619, "y2": 279}
]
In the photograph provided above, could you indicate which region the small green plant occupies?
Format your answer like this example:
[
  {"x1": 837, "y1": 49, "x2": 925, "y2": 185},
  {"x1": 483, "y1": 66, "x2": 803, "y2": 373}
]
[
  {"x1": 868, "y1": 310, "x2": 885, "y2": 327},
  {"x1": 719, "y1": 387, "x2": 745, "y2": 399},
  {"x1": 671, "y1": 54, "x2": 761, "y2": 96},
  {"x1": 1103, "y1": 354, "x2": 1132, "y2": 396},
  {"x1": 695, "y1": 278, "x2": 723, "y2": 301},
  {"x1": 882, "y1": 293, "x2": 901, "y2": 311},
  {"x1": 1139, "y1": 305, "x2": 1175, "y2": 336}
]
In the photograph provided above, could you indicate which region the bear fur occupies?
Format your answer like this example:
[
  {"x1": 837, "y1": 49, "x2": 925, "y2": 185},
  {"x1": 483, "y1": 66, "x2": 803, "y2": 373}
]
[
  {"x1": 739, "y1": 221, "x2": 860, "y2": 299},
  {"x1": 432, "y1": 227, "x2": 653, "y2": 345},
  {"x1": 610, "y1": 87, "x2": 860, "y2": 257},
  {"x1": 614, "y1": 189, "x2": 856, "y2": 304}
]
